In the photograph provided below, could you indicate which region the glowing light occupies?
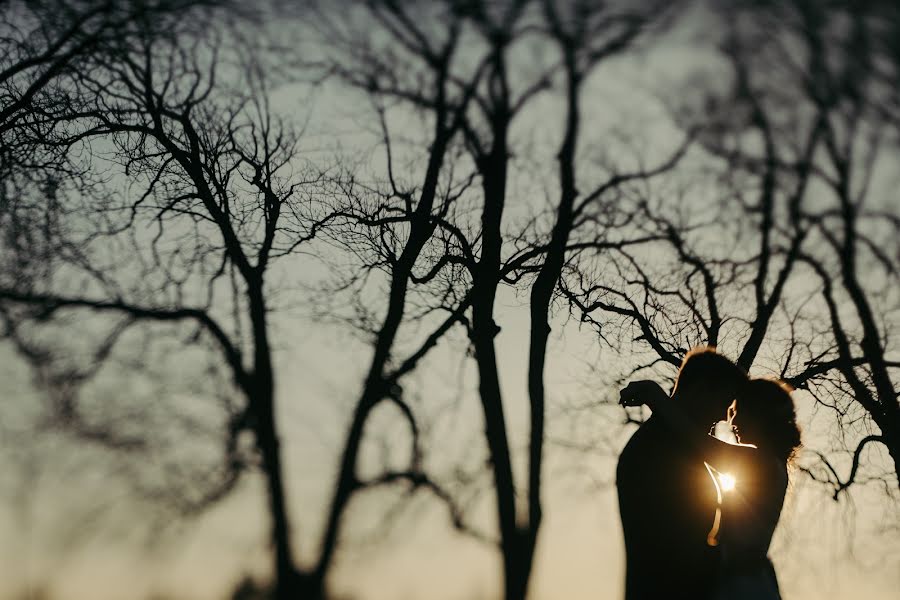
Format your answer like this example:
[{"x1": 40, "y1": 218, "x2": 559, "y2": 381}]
[{"x1": 718, "y1": 472, "x2": 736, "y2": 492}]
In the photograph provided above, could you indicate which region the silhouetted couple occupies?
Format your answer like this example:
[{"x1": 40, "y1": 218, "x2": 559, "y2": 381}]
[{"x1": 617, "y1": 348, "x2": 801, "y2": 600}]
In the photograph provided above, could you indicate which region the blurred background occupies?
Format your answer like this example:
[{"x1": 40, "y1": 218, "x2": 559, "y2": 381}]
[{"x1": 0, "y1": 1, "x2": 898, "y2": 598}]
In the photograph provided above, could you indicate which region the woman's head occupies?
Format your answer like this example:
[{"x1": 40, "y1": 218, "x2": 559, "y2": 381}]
[{"x1": 734, "y1": 378, "x2": 802, "y2": 462}]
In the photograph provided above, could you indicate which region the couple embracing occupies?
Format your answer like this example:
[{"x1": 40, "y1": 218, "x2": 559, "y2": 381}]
[{"x1": 617, "y1": 348, "x2": 801, "y2": 600}]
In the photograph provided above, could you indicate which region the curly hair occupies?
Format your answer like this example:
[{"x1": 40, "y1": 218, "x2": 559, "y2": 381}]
[{"x1": 735, "y1": 378, "x2": 802, "y2": 463}]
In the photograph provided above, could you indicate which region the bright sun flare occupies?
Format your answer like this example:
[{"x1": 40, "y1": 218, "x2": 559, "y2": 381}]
[{"x1": 718, "y1": 473, "x2": 736, "y2": 492}]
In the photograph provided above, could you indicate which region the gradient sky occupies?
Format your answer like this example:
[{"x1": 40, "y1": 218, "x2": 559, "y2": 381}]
[{"x1": 1, "y1": 3, "x2": 899, "y2": 599}]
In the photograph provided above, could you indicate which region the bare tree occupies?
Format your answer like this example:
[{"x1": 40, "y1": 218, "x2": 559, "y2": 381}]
[
  {"x1": 0, "y1": 10, "x2": 326, "y2": 597},
  {"x1": 477, "y1": 3, "x2": 678, "y2": 597},
  {"x1": 312, "y1": 2, "x2": 681, "y2": 599},
  {"x1": 297, "y1": 3, "x2": 489, "y2": 596},
  {"x1": 561, "y1": 0, "x2": 900, "y2": 498},
  {"x1": 2, "y1": 3, "x2": 496, "y2": 598}
]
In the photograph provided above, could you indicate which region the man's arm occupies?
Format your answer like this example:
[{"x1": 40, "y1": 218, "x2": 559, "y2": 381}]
[{"x1": 619, "y1": 380, "x2": 756, "y2": 468}]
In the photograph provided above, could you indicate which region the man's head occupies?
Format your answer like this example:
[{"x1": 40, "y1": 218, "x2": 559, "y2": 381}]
[{"x1": 671, "y1": 347, "x2": 747, "y2": 425}]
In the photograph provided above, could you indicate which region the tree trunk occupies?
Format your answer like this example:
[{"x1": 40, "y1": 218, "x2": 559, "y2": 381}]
[
  {"x1": 471, "y1": 132, "x2": 526, "y2": 598},
  {"x1": 255, "y1": 393, "x2": 299, "y2": 600},
  {"x1": 879, "y1": 411, "x2": 900, "y2": 493},
  {"x1": 247, "y1": 282, "x2": 298, "y2": 600},
  {"x1": 470, "y1": 307, "x2": 522, "y2": 600}
]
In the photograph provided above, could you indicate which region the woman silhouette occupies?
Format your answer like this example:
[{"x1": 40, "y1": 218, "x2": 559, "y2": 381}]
[{"x1": 712, "y1": 378, "x2": 801, "y2": 600}]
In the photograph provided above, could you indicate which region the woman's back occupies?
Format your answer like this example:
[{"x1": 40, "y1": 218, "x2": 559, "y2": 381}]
[
  {"x1": 712, "y1": 379, "x2": 797, "y2": 600},
  {"x1": 712, "y1": 449, "x2": 787, "y2": 600},
  {"x1": 720, "y1": 450, "x2": 787, "y2": 569}
]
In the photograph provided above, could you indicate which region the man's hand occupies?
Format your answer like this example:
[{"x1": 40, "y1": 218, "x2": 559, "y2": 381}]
[{"x1": 619, "y1": 380, "x2": 668, "y2": 408}]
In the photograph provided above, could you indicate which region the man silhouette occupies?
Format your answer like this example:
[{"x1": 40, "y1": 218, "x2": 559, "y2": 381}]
[{"x1": 616, "y1": 348, "x2": 748, "y2": 600}]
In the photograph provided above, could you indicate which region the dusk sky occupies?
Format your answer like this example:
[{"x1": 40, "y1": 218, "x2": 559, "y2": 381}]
[{"x1": 1, "y1": 2, "x2": 898, "y2": 599}]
